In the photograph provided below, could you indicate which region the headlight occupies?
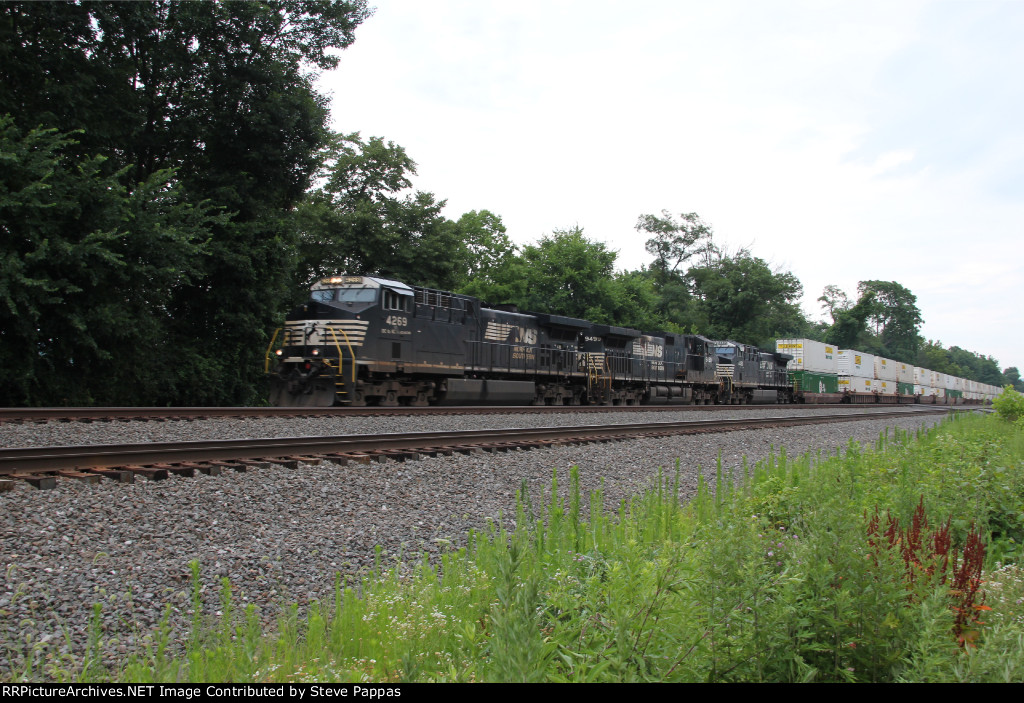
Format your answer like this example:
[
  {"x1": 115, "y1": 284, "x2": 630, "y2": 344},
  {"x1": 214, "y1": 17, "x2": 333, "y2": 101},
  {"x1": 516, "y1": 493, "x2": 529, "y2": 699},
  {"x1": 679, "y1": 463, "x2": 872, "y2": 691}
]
[
  {"x1": 275, "y1": 349, "x2": 283, "y2": 356},
  {"x1": 311, "y1": 348, "x2": 320, "y2": 356}
]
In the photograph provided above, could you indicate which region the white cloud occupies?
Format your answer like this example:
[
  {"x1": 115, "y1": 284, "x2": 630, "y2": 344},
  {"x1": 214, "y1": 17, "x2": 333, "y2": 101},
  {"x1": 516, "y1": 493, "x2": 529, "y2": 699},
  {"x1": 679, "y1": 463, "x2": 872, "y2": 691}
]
[{"x1": 317, "y1": 0, "x2": 1024, "y2": 369}]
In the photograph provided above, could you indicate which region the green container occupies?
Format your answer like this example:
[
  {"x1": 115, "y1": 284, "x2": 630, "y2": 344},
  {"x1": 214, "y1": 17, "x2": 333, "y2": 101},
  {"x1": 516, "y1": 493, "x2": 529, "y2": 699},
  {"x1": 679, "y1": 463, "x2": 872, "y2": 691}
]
[
  {"x1": 898, "y1": 382, "x2": 915, "y2": 395},
  {"x1": 947, "y1": 389, "x2": 963, "y2": 399},
  {"x1": 789, "y1": 370, "x2": 839, "y2": 394}
]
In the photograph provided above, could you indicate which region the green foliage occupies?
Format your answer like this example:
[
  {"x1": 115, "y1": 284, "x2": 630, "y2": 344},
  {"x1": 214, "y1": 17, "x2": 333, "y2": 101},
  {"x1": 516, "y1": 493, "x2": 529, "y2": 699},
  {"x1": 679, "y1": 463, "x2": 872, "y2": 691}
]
[
  {"x1": 857, "y1": 280, "x2": 924, "y2": 362},
  {"x1": 916, "y1": 341, "x2": 1007, "y2": 387},
  {"x1": 296, "y1": 134, "x2": 508, "y2": 297},
  {"x1": 824, "y1": 290, "x2": 878, "y2": 351},
  {"x1": 0, "y1": 0, "x2": 372, "y2": 405},
  {"x1": 993, "y1": 386, "x2": 1024, "y2": 423},
  {"x1": 637, "y1": 210, "x2": 713, "y2": 280},
  {"x1": 818, "y1": 284, "x2": 851, "y2": 323},
  {"x1": 461, "y1": 226, "x2": 651, "y2": 326},
  {"x1": 1005, "y1": 367, "x2": 1024, "y2": 393},
  {"x1": 0, "y1": 117, "x2": 219, "y2": 405},
  {"x1": 451, "y1": 210, "x2": 517, "y2": 289},
  {"x1": 687, "y1": 248, "x2": 807, "y2": 348},
  {"x1": 820, "y1": 281, "x2": 925, "y2": 362}
]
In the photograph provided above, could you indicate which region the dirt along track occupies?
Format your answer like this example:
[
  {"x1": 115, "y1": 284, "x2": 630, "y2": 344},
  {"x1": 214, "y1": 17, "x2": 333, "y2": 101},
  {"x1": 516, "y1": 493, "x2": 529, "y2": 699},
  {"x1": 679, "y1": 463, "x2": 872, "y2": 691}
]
[{"x1": 0, "y1": 404, "x2": 963, "y2": 674}]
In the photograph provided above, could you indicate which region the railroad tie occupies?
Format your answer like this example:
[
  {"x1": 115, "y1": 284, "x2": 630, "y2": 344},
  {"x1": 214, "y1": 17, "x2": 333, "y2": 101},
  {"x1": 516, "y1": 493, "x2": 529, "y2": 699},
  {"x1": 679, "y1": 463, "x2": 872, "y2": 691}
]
[
  {"x1": 56, "y1": 470, "x2": 102, "y2": 484},
  {"x1": 8, "y1": 473, "x2": 57, "y2": 490},
  {"x1": 274, "y1": 455, "x2": 322, "y2": 467},
  {"x1": 236, "y1": 460, "x2": 271, "y2": 470},
  {"x1": 89, "y1": 468, "x2": 135, "y2": 483},
  {"x1": 120, "y1": 465, "x2": 169, "y2": 481},
  {"x1": 170, "y1": 461, "x2": 222, "y2": 476},
  {"x1": 150, "y1": 463, "x2": 195, "y2": 478}
]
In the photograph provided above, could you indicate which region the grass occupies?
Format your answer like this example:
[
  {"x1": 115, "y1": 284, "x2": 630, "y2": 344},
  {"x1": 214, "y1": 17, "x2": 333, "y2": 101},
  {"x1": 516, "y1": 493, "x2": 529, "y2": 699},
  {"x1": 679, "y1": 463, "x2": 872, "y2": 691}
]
[{"x1": 5, "y1": 410, "x2": 1024, "y2": 682}]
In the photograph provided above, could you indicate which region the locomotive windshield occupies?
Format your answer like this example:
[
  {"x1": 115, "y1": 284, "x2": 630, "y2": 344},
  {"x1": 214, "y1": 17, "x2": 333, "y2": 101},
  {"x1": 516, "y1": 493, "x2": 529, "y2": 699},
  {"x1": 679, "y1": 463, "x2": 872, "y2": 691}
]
[
  {"x1": 311, "y1": 288, "x2": 378, "y2": 303},
  {"x1": 715, "y1": 346, "x2": 736, "y2": 357}
]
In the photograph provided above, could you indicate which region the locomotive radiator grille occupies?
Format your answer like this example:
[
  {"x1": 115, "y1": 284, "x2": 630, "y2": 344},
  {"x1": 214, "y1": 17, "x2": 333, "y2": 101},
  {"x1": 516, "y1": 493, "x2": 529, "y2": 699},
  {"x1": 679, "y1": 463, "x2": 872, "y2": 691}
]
[{"x1": 283, "y1": 319, "x2": 369, "y2": 349}]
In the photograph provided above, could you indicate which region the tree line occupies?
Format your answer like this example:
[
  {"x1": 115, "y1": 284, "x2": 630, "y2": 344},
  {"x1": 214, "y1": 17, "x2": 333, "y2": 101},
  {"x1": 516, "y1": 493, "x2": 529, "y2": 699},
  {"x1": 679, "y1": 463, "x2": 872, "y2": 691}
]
[{"x1": 0, "y1": 2, "x2": 1017, "y2": 407}]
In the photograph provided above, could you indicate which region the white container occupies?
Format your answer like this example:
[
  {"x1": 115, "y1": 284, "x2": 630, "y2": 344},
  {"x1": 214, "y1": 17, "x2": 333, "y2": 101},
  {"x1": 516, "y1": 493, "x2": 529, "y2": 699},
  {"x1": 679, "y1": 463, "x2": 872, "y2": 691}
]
[
  {"x1": 897, "y1": 362, "x2": 914, "y2": 384},
  {"x1": 877, "y1": 379, "x2": 897, "y2": 395},
  {"x1": 914, "y1": 367, "x2": 929, "y2": 384},
  {"x1": 839, "y1": 375, "x2": 874, "y2": 394},
  {"x1": 838, "y1": 350, "x2": 875, "y2": 376},
  {"x1": 874, "y1": 357, "x2": 899, "y2": 382},
  {"x1": 776, "y1": 339, "x2": 838, "y2": 374},
  {"x1": 914, "y1": 384, "x2": 932, "y2": 397}
]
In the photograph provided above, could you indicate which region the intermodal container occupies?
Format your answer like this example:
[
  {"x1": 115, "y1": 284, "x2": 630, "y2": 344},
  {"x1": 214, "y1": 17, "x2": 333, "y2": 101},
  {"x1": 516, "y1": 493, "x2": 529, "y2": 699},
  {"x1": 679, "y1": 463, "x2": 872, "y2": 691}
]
[
  {"x1": 838, "y1": 375, "x2": 874, "y2": 394},
  {"x1": 789, "y1": 370, "x2": 839, "y2": 394},
  {"x1": 896, "y1": 362, "x2": 914, "y2": 384},
  {"x1": 776, "y1": 339, "x2": 838, "y2": 374},
  {"x1": 838, "y1": 350, "x2": 874, "y2": 376},
  {"x1": 877, "y1": 379, "x2": 897, "y2": 395},
  {"x1": 874, "y1": 357, "x2": 899, "y2": 381}
]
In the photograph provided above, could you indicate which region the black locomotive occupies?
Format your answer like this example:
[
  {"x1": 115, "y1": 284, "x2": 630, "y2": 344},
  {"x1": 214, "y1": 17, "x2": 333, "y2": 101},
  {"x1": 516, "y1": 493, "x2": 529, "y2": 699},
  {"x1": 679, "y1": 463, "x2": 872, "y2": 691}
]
[{"x1": 266, "y1": 275, "x2": 794, "y2": 407}]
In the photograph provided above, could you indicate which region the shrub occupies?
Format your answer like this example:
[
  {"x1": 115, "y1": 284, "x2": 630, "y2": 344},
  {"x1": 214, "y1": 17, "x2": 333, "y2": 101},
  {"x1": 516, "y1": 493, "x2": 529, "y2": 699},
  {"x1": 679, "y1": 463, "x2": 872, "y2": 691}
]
[{"x1": 992, "y1": 386, "x2": 1024, "y2": 423}]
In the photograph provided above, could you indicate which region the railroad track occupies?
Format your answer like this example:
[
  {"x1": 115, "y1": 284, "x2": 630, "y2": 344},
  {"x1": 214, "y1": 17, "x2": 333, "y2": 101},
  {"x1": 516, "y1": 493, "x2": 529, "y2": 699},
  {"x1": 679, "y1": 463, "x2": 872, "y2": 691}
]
[
  {"x1": 0, "y1": 407, "x2": 956, "y2": 489},
  {"x1": 0, "y1": 402, "x2": 972, "y2": 424}
]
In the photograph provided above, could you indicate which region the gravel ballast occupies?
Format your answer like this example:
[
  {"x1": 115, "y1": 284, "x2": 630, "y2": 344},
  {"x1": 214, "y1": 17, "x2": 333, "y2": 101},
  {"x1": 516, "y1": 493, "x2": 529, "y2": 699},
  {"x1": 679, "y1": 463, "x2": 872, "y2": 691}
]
[
  {"x1": 1, "y1": 405, "x2": 926, "y2": 448},
  {"x1": 0, "y1": 410, "x2": 948, "y2": 674}
]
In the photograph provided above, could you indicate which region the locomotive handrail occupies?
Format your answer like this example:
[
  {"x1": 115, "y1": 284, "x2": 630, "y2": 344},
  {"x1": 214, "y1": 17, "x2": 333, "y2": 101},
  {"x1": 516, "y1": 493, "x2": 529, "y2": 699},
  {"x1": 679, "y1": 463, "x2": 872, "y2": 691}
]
[
  {"x1": 327, "y1": 327, "x2": 357, "y2": 383},
  {"x1": 264, "y1": 328, "x2": 282, "y2": 373}
]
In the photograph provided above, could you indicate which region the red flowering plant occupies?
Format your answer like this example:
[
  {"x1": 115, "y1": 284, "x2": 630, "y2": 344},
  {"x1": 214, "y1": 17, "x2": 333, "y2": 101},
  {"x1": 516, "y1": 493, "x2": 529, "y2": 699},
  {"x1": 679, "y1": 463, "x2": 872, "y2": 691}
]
[{"x1": 866, "y1": 496, "x2": 989, "y2": 647}]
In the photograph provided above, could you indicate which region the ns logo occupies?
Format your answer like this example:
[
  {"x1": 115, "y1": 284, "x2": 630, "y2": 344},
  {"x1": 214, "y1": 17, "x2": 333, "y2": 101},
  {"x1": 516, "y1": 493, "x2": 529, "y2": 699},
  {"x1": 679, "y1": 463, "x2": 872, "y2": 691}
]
[{"x1": 485, "y1": 321, "x2": 537, "y2": 345}]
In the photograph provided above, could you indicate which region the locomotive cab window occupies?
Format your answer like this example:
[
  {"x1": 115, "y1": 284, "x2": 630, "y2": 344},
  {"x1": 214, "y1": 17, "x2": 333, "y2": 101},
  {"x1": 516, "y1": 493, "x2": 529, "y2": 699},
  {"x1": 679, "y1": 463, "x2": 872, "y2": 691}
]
[
  {"x1": 383, "y1": 289, "x2": 412, "y2": 312},
  {"x1": 335, "y1": 288, "x2": 377, "y2": 304},
  {"x1": 311, "y1": 289, "x2": 338, "y2": 302}
]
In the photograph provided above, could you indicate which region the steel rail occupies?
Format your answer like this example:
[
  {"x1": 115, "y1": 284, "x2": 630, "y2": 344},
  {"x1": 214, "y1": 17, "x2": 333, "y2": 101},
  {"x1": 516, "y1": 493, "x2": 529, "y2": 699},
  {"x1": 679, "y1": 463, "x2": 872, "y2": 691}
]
[
  {"x1": 0, "y1": 408, "x2": 955, "y2": 475},
  {"x1": 0, "y1": 402, "x2": 959, "y2": 424}
]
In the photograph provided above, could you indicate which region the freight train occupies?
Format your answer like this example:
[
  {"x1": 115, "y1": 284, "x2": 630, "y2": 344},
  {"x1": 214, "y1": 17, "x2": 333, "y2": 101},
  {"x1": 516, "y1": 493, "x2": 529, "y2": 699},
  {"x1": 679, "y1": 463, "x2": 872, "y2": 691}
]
[
  {"x1": 774, "y1": 338, "x2": 1001, "y2": 406},
  {"x1": 266, "y1": 275, "x2": 794, "y2": 407},
  {"x1": 266, "y1": 275, "x2": 1001, "y2": 407}
]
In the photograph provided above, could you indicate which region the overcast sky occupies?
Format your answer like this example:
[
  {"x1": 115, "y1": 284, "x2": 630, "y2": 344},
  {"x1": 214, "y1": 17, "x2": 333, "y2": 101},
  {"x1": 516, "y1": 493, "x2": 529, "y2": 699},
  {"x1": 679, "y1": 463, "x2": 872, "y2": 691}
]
[{"x1": 317, "y1": 0, "x2": 1023, "y2": 370}]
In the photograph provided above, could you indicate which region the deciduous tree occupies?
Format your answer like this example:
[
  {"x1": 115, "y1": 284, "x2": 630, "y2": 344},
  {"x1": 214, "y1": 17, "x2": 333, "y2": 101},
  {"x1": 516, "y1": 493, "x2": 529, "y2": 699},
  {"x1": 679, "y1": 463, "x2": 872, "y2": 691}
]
[
  {"x1": 0, "y1": 1, "x2": 372, "y2": 404},
  {"x1": 687, "y1": 249, "x2": 806, "y2": 347}
]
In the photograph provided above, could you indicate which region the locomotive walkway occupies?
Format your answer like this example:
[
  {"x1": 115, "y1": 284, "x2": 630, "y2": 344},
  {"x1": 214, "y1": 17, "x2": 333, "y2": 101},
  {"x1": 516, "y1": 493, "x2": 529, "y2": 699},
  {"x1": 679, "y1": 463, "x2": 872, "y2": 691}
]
[{"x1": 0, "y1": 407, "x2": 957, "y2": 489}]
